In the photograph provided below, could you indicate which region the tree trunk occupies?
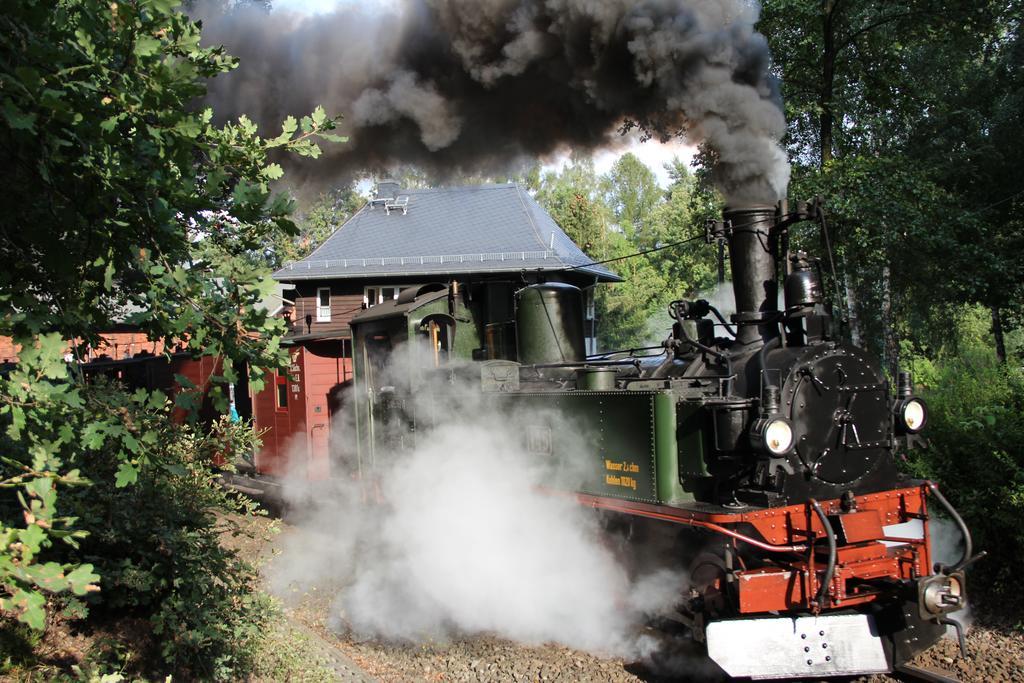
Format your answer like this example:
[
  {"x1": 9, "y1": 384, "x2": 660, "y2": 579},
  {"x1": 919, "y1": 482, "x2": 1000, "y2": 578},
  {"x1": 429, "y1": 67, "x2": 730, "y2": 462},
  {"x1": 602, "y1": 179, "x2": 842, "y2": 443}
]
[
  {"x1": 843, "y1": 269, "x2": 862, "y2": 347},
  {"x1": 991, "y1": 305, "x2": 1007, "y2": 362},
  {"x1": 820, "y1": 1, "x2": 839, "y2": 166},
  {"x1": 881, "y1": 265, "x2": 899, "y2": 378}
]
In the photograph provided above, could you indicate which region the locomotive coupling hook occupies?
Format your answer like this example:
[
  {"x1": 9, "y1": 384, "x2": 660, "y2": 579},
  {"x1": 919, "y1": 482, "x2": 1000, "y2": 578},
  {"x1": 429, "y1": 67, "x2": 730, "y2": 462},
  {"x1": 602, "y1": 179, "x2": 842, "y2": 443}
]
[{"x1": 938, "y1": 616, "x2": 969, "y2": 659}]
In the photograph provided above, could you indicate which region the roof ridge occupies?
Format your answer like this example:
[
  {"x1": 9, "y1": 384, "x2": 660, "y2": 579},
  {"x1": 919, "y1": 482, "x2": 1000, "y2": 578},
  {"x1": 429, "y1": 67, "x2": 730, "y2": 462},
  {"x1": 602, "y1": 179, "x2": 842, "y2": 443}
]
[
  {"x1": 512, "y1": 183, "x2": 556, "y2": 256},
  {"x1": 400, "y1": 182, "x2": 515, "y2": 193}
]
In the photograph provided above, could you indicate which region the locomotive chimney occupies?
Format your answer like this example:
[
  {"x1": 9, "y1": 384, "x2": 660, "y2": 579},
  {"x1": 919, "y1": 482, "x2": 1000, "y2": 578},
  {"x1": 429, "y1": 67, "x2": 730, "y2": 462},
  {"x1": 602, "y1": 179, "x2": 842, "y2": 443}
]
[{"x1": 723, "y1": 205, "x2": 779, "y2": 345}]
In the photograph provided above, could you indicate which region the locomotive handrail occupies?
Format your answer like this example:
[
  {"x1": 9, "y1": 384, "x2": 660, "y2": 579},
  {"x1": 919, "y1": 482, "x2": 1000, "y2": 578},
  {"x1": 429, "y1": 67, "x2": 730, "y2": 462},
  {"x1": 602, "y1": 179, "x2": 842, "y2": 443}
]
[
  {"x1": 809, "y1": 499, "x2": 837, "y2": 608},
  {"x1": 925, "y1": 481, "x2": 973, "y2": 574},
  {"x1": 567, "y1": 493, "x2": 810, "y2": 553}
]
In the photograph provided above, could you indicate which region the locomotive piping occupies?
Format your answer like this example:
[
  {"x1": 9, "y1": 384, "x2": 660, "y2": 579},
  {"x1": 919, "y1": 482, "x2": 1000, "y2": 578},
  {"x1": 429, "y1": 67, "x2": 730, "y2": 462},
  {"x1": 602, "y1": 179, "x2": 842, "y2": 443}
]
[
  {"x1": 567, "y1": 492, "x2": 809, "y2": 553},
  {"x1": 706, "y1": 303, "x2": 737, "y2": 338},
  {"x1": 809, "y1": 499, "x2": 837, "y2": 608},
  {"x1": 757, "y1": 335, "x2": 782, "y2": 390},
  {"x1": 671, "y1": 302, "x2": 735, "y2": 395},
  {"x1": 938, "y1": 617, "x2": 970, "y2": 659},
  {"x1": 925, "y1": 481, "x2": 973, "y2": 573}
]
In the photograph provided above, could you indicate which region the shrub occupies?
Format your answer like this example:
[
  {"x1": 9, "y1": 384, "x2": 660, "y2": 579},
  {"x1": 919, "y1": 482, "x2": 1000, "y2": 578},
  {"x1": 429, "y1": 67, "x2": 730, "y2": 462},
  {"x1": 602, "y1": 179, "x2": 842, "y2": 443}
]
[
  {"x1": 55, "y1": 383, "x2": 274, "y2": 680},
  {"x1": 903, "y1": 326, "x2": 1024, "y2": 612},
  {"x1": 0, "y1": 0, "x2": 339, "y2": 641},
  {"x1": 1, "y1": 370, "x2": 275, "y2": 680}
]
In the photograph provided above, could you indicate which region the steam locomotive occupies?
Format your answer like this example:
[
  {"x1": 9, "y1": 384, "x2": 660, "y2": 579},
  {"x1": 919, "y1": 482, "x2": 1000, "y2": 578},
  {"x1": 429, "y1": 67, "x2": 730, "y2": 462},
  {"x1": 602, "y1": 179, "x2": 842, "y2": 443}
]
[{"x1": 348, "y1": 201, "x2": 977, "y2": 679}]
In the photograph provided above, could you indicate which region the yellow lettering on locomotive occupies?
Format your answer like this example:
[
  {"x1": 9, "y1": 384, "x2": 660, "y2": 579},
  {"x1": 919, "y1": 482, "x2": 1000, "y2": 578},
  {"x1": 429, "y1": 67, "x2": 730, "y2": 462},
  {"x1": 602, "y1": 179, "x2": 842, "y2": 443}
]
[
  {"x1": 604, "y1": 473, "x2": 638, "y2": 491},
  {"x1": 605, "y1": 459, "x2": 639, "y2": 476}
]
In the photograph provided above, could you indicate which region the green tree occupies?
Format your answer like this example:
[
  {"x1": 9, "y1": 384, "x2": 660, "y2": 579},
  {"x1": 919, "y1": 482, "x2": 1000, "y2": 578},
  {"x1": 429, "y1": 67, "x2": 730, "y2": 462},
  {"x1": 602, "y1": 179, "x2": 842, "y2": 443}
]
[
  {"x1": 535, "y1": 154, "x2": 673, "y2": 349},
  {"x1": 601, "y1": 153, "x2": 662, "y2": 243},
  {"x1": 0, "y1": 1, "x2": 340, "y2": 673},
  {"x1": 789, "y1": 157, "x2": 970, "y2": 376},
  {"x1": 903, "y1": 308, "x2": 1024, "y2": 609},
  {"x1": 902, "y1": 20, "x2": 1024, "y2": 360},
  {"x1": 595, "y1": 231, "x2": 669, "y2": 349},
  {"x1": 760, "y1": 0, "x2": 1001, "y2": 165},
  {"x1": 535, "y1": 157, "x2": 610, "y2": 259},
  {"x1": 646, "y1": 160, "x2": 720, "y2": 301},
  {"x1": 759, "y1": 0, "x2": 1023, "y2": 368}
]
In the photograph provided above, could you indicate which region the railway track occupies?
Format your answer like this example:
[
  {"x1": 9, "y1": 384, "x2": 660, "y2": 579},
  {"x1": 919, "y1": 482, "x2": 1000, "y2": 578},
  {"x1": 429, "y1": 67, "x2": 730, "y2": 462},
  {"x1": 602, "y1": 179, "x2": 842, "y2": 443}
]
[{"x1": 893, "y1": 663, "x2": 962, "y2": 683}]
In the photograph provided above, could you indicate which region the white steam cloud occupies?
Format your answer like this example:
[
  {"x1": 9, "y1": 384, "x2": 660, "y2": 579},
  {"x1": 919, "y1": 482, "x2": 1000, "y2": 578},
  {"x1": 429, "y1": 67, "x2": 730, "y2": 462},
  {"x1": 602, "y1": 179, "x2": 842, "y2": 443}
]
[
  {"x1": 929, "y1": 516, "x2": 974, "y2": 635},
  {"x1": 268, "y1": 344, "x2": 685, "y2": 659}
]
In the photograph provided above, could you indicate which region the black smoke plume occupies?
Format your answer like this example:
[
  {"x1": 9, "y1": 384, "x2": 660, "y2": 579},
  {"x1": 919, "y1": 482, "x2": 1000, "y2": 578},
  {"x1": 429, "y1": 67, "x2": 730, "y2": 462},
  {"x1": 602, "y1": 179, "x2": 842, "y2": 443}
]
[{"x1": 199, "y1": 0, "x2": 789, "y2": 202}]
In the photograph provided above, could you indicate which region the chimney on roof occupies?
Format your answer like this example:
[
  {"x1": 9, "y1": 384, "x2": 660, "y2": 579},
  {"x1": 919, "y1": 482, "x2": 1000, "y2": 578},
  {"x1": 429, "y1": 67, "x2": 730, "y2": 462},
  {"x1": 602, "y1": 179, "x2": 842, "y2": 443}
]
[{"x1": 375, "y1": 179, "x2": 401, "y2": 200}]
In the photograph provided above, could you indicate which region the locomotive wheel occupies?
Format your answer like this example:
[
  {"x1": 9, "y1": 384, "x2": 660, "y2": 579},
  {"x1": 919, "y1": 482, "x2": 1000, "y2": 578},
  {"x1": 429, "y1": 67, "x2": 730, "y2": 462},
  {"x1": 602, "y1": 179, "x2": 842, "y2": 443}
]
[{"x1": 688, "y1": 551, "x2": 735, "y2": 619}]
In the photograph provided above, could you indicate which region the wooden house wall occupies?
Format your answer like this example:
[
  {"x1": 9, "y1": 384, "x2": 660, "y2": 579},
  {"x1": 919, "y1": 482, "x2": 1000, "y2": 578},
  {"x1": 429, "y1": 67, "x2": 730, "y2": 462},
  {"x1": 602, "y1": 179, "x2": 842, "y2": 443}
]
[
  {"x1": 287, "y1": 279, "x2": 427, "y2": 338},
  {"x1": 289, "y1": 281, "x2": 363, "y2": 338}
]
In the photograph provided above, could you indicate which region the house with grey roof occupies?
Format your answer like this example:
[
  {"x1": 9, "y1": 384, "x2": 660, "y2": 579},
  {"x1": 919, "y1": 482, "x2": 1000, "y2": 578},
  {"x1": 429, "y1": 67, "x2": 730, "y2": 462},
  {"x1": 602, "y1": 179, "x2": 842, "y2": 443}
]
[
  {"x1": 272, "y1": 181, "x2": 619, "y2": 353},
  {"x1": 248, "y1": 182, "x2": 619, "y2": 481}
]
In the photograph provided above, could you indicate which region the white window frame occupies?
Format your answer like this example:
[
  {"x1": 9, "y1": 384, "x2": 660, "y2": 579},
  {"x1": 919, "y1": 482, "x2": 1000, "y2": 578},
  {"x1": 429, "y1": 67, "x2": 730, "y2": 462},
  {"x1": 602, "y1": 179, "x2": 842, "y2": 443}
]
[
  {"x1": 316, "y1": 287, "x2": 331, "y2": 322},
  {"x1": 363, "y1": 285, "x2": 405, "y2": 308}
]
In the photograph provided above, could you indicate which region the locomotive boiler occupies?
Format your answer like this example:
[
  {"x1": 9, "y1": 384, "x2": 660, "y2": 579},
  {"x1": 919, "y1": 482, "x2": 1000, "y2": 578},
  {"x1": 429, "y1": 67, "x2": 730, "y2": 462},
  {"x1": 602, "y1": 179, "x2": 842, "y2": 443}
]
[{"x1": 348, "y1": 200, "x2": 978, "y2": 679}]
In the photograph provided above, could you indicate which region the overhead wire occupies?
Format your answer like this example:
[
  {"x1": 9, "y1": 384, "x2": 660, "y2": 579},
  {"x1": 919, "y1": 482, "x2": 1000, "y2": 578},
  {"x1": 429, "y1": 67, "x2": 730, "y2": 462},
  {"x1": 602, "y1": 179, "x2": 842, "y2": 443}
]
[
  {"x1": 567, "y1": 233, "x2": 704, "y2": 270},
  {"x1": 566, "y1": 215, "x2": 775, "y2": 272}
]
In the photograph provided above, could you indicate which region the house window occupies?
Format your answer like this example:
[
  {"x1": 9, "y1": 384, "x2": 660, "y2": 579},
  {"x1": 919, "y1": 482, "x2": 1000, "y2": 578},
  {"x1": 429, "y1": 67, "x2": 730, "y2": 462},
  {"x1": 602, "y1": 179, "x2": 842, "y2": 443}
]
[
  {"x1": 275, "y1": 372, "x2": 288, "y2": 411},
  {"x1": 316, "y1": 287, "x2": 331, "y2": 322},
  {"x1": 364, "y1": 285, "x2": 401, "y2": 308}
]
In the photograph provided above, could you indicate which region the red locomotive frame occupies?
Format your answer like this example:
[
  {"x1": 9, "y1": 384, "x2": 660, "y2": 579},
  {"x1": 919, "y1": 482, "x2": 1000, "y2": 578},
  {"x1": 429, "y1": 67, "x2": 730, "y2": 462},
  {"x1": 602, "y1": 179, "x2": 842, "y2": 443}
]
[{"x1": 574, "y1": 483, "x2": 935, "y2": 615}]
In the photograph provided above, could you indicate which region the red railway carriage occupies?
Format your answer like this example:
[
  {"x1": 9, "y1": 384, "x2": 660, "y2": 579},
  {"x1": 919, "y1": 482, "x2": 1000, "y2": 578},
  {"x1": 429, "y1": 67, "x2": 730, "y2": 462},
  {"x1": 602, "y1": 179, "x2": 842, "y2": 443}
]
[{"x1": 251, "y1": 340, "x2": 352, "y2": 480}]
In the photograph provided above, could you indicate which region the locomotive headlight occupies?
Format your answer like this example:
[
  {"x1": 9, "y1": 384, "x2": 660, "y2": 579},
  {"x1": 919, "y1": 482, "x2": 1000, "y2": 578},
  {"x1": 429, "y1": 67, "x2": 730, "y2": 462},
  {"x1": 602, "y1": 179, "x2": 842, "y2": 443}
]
[
  {"x1": 898, "y1": 398, "x2": 927, "y2": 433},
  {"x1": 750, "y1": 416, "x2": 795, "y2": 455},
  {"x1": 765, "y1": 419, "x2": 794, "y2": 454}
]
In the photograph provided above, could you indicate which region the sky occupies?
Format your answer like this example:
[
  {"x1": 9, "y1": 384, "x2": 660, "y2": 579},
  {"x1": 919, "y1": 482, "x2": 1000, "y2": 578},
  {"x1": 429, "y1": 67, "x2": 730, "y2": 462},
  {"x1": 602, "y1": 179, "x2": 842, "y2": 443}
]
[
  {"x1": 273, "y1": 0, "x2": 398, "y2": 13},
  {"x1": 269, "y1": 0, "x2": 698, "y2": 188}
]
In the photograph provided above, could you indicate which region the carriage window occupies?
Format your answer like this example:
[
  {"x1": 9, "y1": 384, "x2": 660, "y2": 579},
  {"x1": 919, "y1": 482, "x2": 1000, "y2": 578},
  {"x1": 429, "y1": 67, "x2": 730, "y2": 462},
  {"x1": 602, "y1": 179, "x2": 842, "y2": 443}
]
[
  {"x1": 420, "y1": 316, "x2": 453, "y2": 367},
  {"x1": 275, "y1": 372, "x2": 288, "y2": 411},
  {"x1": 364, "y1": 335, "x2": 392, "y2": 389},
  {"x1": 316, "y1": 287, "x2": 331, "y2": 321}
]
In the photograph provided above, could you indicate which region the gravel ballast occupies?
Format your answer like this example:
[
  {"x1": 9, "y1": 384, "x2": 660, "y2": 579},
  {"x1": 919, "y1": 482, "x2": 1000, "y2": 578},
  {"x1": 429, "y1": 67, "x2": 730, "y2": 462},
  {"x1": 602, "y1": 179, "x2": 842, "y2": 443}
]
[{"x1": 232, "y1": 512, "x2": 1021, "y2": 683}]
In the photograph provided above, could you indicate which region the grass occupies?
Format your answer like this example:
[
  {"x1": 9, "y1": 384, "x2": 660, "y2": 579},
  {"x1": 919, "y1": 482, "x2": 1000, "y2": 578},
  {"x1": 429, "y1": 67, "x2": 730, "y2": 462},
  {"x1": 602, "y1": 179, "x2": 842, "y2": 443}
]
[
  {"x1": 249, "y1": 611, "x2": 339, "y2": 683},
  {"x1": 1, "y1": 595, "x2": 339, "y2": 683}
]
